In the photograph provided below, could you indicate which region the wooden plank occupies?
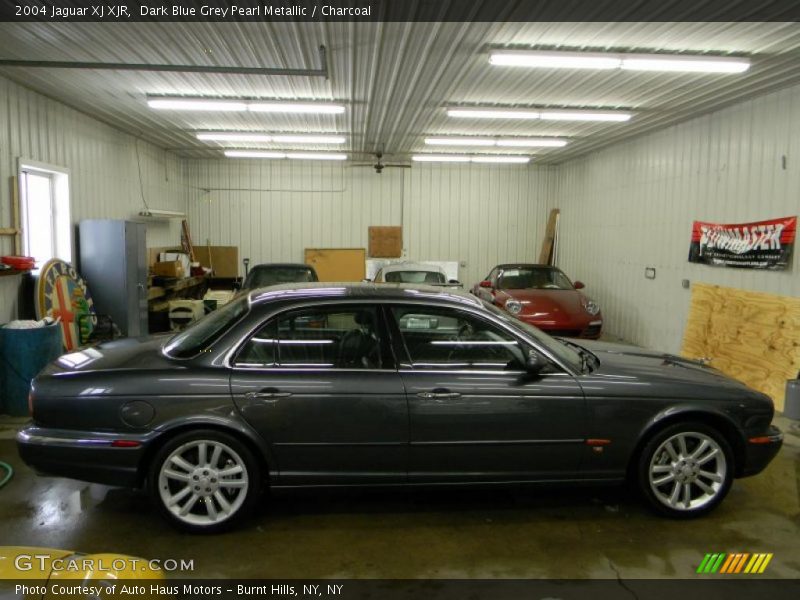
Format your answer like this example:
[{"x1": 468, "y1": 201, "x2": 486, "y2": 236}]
[
  {"x1": 368, "y1": 226, "x2": 402, "y2": 258},
  {"x1": 538, "y1": 208, "x2": 560, "y2": 265},
  {"x1": 181, "y1": 219, "x2": 196, "y2": 261},
  {"x1": 681, "y1": 283, "x2": 800, "y2": 411},
  {"x1": 10, "y1": 176, "x2": 21, "y2": 255},
  {"x1": 304, "y1": 248, "x2": 366, "y2": 282}
]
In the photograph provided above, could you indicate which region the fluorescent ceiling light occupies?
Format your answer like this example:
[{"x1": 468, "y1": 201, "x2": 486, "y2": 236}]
[
  {"x1": 447, "y1": 107, "x2": 632, "y2": 122},
  {"x1": 425, "y1": 137, "x2": 567, "y2": 148},
  {"x1": 447, "y1": 108, "x2": 541, "y2": 120},
  {"x1": 412, "y1": 155, "x2": 531, "y2": 164},
  {"x1": 540, "y1": 110, "x2": 632, "y2": 122},
  {"x1": 490, "y1": 51, "x2": 620, "y2": 70},
  {"x1": 425, "y1": 137, "x2": 497, "y2": 146},
  {"x1": 138, "y1": 208, "x2": 187, "y2": 218},
  {"x1": 412, "y1": 155, "x2": 471, "y2": 163},
  {"x1": 197, "y1": 132, "x2": 345, "y2": 144},
  {"x1": 471, "y1": 156, "x2": 531, "y2": 164},
  {"x1": 148, "y1": 97, "x2": 345, "y2": 114},
  {"x1": 272, "y1": 135, "x2": 346, "y2": 144},
  {"x1": 489, "y1": 50, "x2": 750, "y2": 74},
  {"x1": 225, "y1": 150, "x2": 347, "y2": 160},
  {"x1": 248, "y1": 102, "x2": 345, "y2": 114},
  {"x1": 148, "y1": 98, "x2": 247, "y2": 111},
  {"x1": 497, "y1": 138, "x2": 568, "y2": 147}
]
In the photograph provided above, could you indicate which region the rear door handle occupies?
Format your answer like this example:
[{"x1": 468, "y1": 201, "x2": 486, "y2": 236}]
[{"x1": 417, "y1": 390, "x2": 461, "y2": 399}]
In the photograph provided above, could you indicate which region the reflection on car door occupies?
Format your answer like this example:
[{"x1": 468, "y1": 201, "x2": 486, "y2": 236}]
[
  {"x1": 388, "y1": 305, "x2": 586, "y2": 483},
  {"x1": 229, "y1": 304, "x2": 408, "y2": 486}
]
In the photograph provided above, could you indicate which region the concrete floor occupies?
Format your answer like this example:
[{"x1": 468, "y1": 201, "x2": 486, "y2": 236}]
[{"x1": 0, "y1": 416, "x2": 798, "y2": 580}]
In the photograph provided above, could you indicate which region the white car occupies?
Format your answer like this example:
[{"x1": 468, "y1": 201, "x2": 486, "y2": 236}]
[{"x1": 371, "y1": 262, "x2": 461, "y2": 287}]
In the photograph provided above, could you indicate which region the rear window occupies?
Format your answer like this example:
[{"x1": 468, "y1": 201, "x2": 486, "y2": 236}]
[
  {"x1": 384, "y1": 270, "x2": 445, "y2": 284},
  {"x1": 163, "y1": 296, "x2": 249, "y2": 359},
  {"x1": 244, "y1": 266, "x2": 317, "y2": 289}
]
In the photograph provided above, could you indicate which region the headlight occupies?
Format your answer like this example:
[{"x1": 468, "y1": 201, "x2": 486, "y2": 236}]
[
  {"x1": 583, "y1": 299, "x2": 600, "y2": 315},
  {"x1": 505, "y1": 300, "x2": 522, "y2": 315}
]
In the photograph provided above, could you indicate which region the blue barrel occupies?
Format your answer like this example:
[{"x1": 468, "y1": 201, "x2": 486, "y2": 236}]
[{"x1": 0, "y1": 323, "x2": 63, "y2": 416}]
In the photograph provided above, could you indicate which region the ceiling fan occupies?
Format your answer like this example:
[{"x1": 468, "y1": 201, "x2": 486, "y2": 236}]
[{"x1": 348, "y1": 148, "x2": 411, "y2": 174}]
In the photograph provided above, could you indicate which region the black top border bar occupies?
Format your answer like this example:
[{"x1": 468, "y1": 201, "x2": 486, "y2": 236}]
[{"x1": 2, "y1": 0, "x2": 800, "y2": 23}]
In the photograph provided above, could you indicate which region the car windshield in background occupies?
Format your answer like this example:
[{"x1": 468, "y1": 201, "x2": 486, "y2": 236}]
[
  {"x1": 163, "y1": 296, "x2": 249, "y2": 359},
  {"x1": 246, "y1": 267, "x2": 316, "y2": 289},
  {"x1": 384, "y1": 270, "x2": 446, "y2": 284},
  {"x1": 481, "y1": 300, "x2": 583, "y2": 371},
  {"x1": 498, "y1": 268, "x2": 573, "y2": 290}
]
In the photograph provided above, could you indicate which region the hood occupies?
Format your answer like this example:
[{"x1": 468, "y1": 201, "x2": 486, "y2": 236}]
[
  {"x1": 42, "y1": 335, "x2": 175, "y2": 375},
  {"x1": 572, "y1": 339, "x2": 752, "y2": 392},
  {"x1": 498, "y1": 288, "x2": 588, "y2": 316}
]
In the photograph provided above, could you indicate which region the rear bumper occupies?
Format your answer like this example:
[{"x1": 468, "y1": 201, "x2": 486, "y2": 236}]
[
  {"x1": 739, "y1": 426, "x2": 783, "y2": 477},
  {"x1": 16, "y1": 425, "x2": 148, "y2": 487}
]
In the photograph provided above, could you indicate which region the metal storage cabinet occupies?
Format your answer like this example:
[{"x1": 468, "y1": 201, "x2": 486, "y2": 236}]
[{"x1": 79, "y1": 219, "x2": 148, "y2": 337}]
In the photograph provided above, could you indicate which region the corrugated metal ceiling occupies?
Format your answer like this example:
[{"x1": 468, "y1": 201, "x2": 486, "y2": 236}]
[{"x1": 0, "y1": 21, "x2": 798, "y2": 164}]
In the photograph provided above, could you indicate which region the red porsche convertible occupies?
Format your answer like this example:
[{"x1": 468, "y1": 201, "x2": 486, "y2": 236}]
[{"x1": 471, "y1": 264, "x2": 602, "y2": 339}]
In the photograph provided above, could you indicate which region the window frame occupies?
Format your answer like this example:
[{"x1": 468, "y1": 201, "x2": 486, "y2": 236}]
[
  {"x1": 384, "y1": 302, "x2": 565, "y2": 374},
  {"x1": 18, "y1": 158, "x2": 72, "y2": 265},
  {"x1": 231, "y1": 302, "x2": 397, "y2": 371}
]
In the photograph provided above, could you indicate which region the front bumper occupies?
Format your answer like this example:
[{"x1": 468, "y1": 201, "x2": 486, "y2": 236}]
[
  {"x1": 739, "y1": 426, "x2": 783, "y2": 477},
  {"x1": 16, "y1": 425, "x2": 148, "y2": 487},
  {"x1": 518, "y1": 315, "x2": 603, "y2": 339}
]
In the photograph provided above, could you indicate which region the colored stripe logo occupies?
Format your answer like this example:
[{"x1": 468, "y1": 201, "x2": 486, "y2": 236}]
[{"x1": 697, "y1": 553, "x2": 773, "y2": 574}]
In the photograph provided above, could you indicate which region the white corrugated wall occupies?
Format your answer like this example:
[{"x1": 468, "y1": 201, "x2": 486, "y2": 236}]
[
  {"x1": 186, "y1": 160, "x2": 558, "y2": 286},
  {"x1": 0, "y1": 76, "x2": 189, "y2": 322},
  {"x1": 555, "y1": 82, "x2": 800, "y2": 353}
]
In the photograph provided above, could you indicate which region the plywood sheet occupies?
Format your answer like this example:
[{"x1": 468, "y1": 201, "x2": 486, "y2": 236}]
[
  {"x1": 368, "y1": 226, "x2": 403, "y2": 258},
  {"x1": 194, "y1": 246, "x2": 239, "y2": 278},
  {"x1": 681, "y1": 283, "x2": 800, "y2": 411},
  {"x1": 304, "y1": 248, "x2": 366, "y2": 282}
]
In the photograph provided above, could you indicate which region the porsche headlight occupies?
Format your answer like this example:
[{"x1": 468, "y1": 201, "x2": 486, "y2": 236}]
[
  {"x1": 583, "y1": 298, "x2": 600, "y2": 315},
  {"x1": 505, "y1": 300, "x2": 522, "y2": 315}
]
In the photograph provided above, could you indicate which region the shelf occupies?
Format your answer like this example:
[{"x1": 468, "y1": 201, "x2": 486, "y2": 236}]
[{"x1": 0, "y1": 268, "x2": 30, "y2": 277}]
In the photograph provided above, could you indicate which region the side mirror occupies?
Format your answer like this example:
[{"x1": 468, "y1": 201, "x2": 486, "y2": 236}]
[
  {"x1": 449, "y1": 279, "x2": 461, "y2": 285},
  {"x1": 525, "y1": 350, "x2": 544, "y2": 375},
  {"x1": 573, "y1": 281, "x2": 585, "y2": 290},
  {"x1": 479, "y1": 280, "x2": 493, "y2": 288}
]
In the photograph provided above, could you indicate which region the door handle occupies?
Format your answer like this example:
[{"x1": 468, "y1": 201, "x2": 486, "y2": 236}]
[
  {"x1": 244, "y1": 389, "x2": 292, "y2": 401},
  {"x1": 416, "y1": 390, "x2": 461, "y2": 400}
]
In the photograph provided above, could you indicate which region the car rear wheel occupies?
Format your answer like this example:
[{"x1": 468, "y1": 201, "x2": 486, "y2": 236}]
[
  {"x1": 148, "y1": 430, "x2": 261, "y2": 533},
  {"x1": 637, "y1": 422, "x2": 733, "y2": 518}
]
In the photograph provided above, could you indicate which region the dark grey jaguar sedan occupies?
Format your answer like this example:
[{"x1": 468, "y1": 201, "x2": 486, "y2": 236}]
[{"x1": 17, "y1": 284, "x2": 782, "y2": 532}]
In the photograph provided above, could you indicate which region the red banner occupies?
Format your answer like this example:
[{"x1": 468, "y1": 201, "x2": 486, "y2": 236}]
[{"x1": 688, "y1": 216, "x2": 796, "y2": 270}]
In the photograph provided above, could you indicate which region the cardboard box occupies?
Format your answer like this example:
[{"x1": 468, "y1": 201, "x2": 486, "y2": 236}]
[{"x1": 152, "y1": 260, "x2": 185, "y2": 278}]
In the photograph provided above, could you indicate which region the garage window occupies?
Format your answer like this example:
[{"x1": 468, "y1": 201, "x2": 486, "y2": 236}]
[{"x1": 19, "y1": 160, "x2": 71, "y2": 265}]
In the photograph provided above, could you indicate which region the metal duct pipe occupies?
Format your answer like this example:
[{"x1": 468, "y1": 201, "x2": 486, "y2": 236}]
[{"x1": 0, "y1": 45, "x2": 329, "y2": 78}]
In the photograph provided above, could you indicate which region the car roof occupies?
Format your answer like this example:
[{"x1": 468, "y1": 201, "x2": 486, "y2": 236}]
[
  {"x1": 494, "y1": 263, "x2": 558, "y2": 270},
  {"x1": 249, "y1": 263, "x2": 315, "y2": 270},
  {"x1": 379, "y1": 262, "x2": 445, "y2": 273},
  {"x1": 248, "y1": 282, "x2": 481, "y2": 308}
]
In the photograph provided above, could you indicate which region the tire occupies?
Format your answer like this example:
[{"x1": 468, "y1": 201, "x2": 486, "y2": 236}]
[
  {"x1": 148, "y1": 429, "x2": 262, "y2": 533},
  {"x1": 636, "y1": 421, "x2": 734, "y2": 519}
]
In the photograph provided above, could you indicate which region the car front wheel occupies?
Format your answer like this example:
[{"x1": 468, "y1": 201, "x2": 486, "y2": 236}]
[
  {"x1": 637, "y1": 422, "x2": 734, "y2": 518},
  {"x1": 148, "y1": 429, "x2": 261, "y2": 533}
]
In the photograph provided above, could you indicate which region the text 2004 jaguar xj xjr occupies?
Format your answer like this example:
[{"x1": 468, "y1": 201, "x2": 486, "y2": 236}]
[{"x1": 18, "y1": 284, "x2": 782, "y2": 532}]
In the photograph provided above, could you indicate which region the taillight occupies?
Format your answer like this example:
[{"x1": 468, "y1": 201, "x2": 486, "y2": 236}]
[{"x1": 27, "y1": 391, "x2": 34, "y2": 416}]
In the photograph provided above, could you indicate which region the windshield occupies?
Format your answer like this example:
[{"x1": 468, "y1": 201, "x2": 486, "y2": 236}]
[
  {"x1": 164, "y1": 296, "x2": 249, "y2": 359},
  {"x1": 497, "y1": 267, "x2": 573, "y2": 290},
  {"x1": 480, "y1": 300, "x2": 583, "y2": 371},
  {"x1": 244, "y1": 266, "x2": 317, "y2": 289},
  {"x1": 384, "y1": 270, "x2": 446, "y2": 284}
]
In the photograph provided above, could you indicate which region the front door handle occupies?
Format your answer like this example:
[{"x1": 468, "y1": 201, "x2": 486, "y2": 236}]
[
  {"x1": 245, "y1": 389, "x2": 292, "y2": 401},
  {"x1": 417, "y1": 389, "x2": 461, "y2": 400}
]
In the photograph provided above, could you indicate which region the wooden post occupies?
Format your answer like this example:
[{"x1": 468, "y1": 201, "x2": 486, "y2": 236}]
[{"x1": 538, "y1": 208, "x2": 560, "y2": 265}]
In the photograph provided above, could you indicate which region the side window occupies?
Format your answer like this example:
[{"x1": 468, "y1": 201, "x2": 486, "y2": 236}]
[
  {"x1": 236, "y1": 306, "x2": 384, "y2": 369},
  {"x1": 390, "y1": 306, "x2": 526, "y2": 370}
]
